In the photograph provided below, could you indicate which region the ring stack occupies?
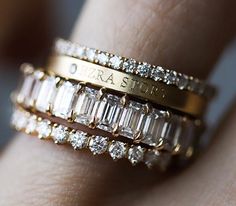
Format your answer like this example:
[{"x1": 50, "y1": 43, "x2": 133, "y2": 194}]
[{"x1": 10, "y1": 38, "x2": 216, "y2": 170}]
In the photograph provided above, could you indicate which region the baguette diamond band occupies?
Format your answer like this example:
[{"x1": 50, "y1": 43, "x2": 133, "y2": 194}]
[{"x1": 15, "y1": 65, "x2": 200, "y2": 154}]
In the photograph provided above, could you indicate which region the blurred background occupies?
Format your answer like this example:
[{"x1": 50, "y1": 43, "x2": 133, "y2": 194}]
[{"x1": 0, "y1": 0, "x2": 235, "y2": 148}]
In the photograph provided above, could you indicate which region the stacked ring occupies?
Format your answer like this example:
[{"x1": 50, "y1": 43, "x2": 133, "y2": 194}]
[
  {"x1": 10, "y1": 38, "x2": 215, "y2": 170},
  {"x1": 15, "y1": 66, "x2": 201, "y2": 154}
]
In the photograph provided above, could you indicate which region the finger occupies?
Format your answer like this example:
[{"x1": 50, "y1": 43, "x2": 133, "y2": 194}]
[
  {"x1": 72, "y1": 0, "x2": 236, "y2": 78},
  {"x1": 1, "y1": 0, "x2": 236, "y2": 205},
  {"x1": 125, "y1": 100, "x2": 236, "y2": 206}
]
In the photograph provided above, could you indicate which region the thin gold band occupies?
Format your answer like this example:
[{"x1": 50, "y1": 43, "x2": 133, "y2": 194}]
[{"x1": 47, "y1": 55, "x2": 207, "y2": 117}]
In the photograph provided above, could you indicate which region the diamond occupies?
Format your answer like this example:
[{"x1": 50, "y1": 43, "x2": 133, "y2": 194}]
[
  {"x1": 74, "y1": 87, "x2": 98, "y2": 125},
  {"x1": 52, "y1": 81, "x2": 79, "y2": 118},
  {"x1": 25, "y1": 115, "x2": 37, "y2": 134},
  {"x1": 51, "y1": 125, "x2": 68, "y2": 144},
  {"x1": 188, "y1": 78, "x2": 199, "y2": 92},
  {"x1": 142, "y1": 109, "x2": 167, "y2": 146},
  {"x1": 108, "y1": 141, "x2": 127, "y2": 160},
  {"x1": 35, "y1": 76, "x2": 57, "y2": 112},
  {"x1": 11, "y1": 109, "x2": 19, "y2": 126},
  {"x1": 119, "y1": 101, "x2": 146, "y2": 139},
  {"x1": 144, "y1": 150, "x2": 160, "y2": 168},
  {"x1": 123, "y1": 59, "x2": 137, "y2": 73},
  {"x1": 66, "y1": 43, "x2": 76, "y2": 56},
  {"x1": 109, "y1": 56, "x2": 122, "y2": 69},
  {"x1": 96, "y1": 94, "x2": 122, "y2": 132},
  {"x1": 164, "y1": 70, "x2": 177, "y2": 84},
  {"x1": 150, "y1": 66, "x2": 165, "y2": 81},
  {"x1": 28, "y1": 71, "x2": 44, "y2": 106},
  {"x1": 128, "y1": 146, "x2": 144, "y2": 165},
  {"x1": 89, "y1": 136, "x2": 108, "y2": 155},
  {"x1": 75, "y1": 46, "x2": 85, "y2": 59},
  {"x1": 69, "y1": 131, "x2": 88, "y2": 150},
  {"x1": 13, "y1": 110, "x2": 28, "y2": 130},
  {"x1": 157, "y1": 153, "x2": 171, "y2": 171},
  {"x1": 178, "y1": 119, "x2": 195, "y2": 152},
  {"x1": 17, "y1": 74, "x2": 35, "y2": 104},
  {"x1": 162, "y1": 115, "x2": 182, "y2": 148},
  {"x1": 36, "y1": 120, "x2": 52, "y2": 139},
  {"x1": 86, "y1": 48, "x2": 96, "y2": 62},
  {"x1": 177, "y1": 74, "x2": 188, "y2": 90},
  {"x1": 55, "y1": 39, "x2": 68, "y2": 54},
  {"x1": 136, "y1": 63, "x2": 151, "y2": 77},
  {"x1": 97, "y1": 52, "x2": 109, "y2": 65},
  {"x1": 197, "y1": 82, "x2": 206, "y2": 95}
]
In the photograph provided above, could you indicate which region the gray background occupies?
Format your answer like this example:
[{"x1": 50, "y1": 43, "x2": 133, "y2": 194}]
[{"x1": 0, "y1": 0, "x2": 235, "y2": 147}]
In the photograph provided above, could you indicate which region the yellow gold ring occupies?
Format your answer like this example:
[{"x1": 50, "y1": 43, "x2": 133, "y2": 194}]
[{"x1": 47, "y1": 55, "x2": 207, "y2": 117}]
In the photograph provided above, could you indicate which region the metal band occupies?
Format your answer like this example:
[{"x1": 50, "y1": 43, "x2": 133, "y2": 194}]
[
  {"x1": 54, "y1": 38, "x2": 216, "y2": 99},
  {"x1": 15, "y1": 66, "x2": 201, "y2": 153},
  {"x1": 47, "y1": 55, "x2": 207, "y2": 117},
  {"x1": 11, "y1": 106, "x2": 173, "y2": 169}
]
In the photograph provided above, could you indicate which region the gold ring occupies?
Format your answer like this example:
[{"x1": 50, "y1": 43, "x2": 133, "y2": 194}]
[{"x1": 47, "y1": 55, "x2": 207, "y2": 117}]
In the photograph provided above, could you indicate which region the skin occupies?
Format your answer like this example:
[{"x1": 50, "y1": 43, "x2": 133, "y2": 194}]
[{"x1": 0, "y1": 0, "x2": 236, "y2": 205}]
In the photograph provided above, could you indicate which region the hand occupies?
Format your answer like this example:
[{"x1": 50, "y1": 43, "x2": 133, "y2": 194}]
[{"x1": 1, "y1": 0, "x2": 236, "y2": 205}]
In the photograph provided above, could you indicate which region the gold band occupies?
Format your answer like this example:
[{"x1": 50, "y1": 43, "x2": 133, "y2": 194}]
[{"x1": 47, "y1": 55, "x2": 207, "y2": 117}]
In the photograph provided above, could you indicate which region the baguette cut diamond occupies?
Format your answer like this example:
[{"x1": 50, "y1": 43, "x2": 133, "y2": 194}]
[
  {"x1": 119, "y1": 101, "x2": 146, "y2": 139},
  {"x1": 35, "y1": 76, "x2": 57, "y2": 112},
  {"x1": 179, "y1": 120, "x2": 195, "y2": 151},
  {"x1": 142, "y1": 109, "x2": 167, "y2": 146},
  {"x1": 17, "y1": 74, "x2": 35, "y2": 104},
  {"x1": 162, "y1": 115, "x2": 182, "y2": 147},
  {"x1": 74, "y1": 87, "x2": 98, "y2": 125},
  {"x1": 53, "y1": 81, "x2": 79, "y2": 118},
  {"x1": 96, "y1": 94, "x2": 122, "y2": 132},
  {"x1": 28, "y1": 71, "x2": 43, "y2": 106}
]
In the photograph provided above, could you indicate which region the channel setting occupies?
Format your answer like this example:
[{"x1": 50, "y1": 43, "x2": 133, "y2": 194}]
[{"x1": 15, "y1": 66, "x2": 199, "y2": 153}]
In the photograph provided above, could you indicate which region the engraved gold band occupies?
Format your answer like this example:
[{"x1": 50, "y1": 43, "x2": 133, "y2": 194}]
[{"x1": 47, "y1": 55, "x2": 207, "y2": 117}]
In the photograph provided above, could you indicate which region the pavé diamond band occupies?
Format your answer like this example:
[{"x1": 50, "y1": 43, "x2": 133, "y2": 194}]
[
  {"x1": 54, "y1": 38, "x2": 216, "y2": 99},
  {"x1": 11, "y1": 107, "x2": 173, "y2": 169},
  {"x1": 15, "y1": 65, "x2": 201, "y2": 153},
  {"x1": 47, "y1": 55, "x2": 207, "y2": 117}
]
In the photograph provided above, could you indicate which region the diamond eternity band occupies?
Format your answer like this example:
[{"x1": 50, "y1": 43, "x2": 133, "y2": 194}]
[
  {"x1": 12, "y1": 107, "x2": 174, "y2": 169},
  {"x1": 54, "y1": 38, "x2": 216, "y2": 99}
]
